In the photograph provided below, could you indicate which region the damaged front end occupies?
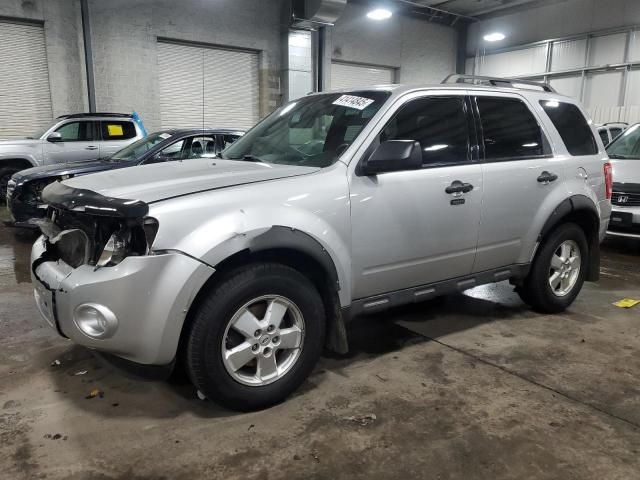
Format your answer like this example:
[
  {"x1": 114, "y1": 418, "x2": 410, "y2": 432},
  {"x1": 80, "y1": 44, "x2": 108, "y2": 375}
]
[{"x1": 35, "y1": 181, "x2": 158, "y2": 269}]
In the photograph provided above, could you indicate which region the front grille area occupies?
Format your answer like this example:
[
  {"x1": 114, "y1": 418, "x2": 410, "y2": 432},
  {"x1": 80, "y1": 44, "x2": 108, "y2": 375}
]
[{"x1": 611, "y1": 192, "x2": 640, "y2": 207}]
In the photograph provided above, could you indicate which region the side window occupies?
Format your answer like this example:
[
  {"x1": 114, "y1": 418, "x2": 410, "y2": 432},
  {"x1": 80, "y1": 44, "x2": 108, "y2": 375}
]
[
  {"x1": 476, "y1": 97, "x2": 547, "y2": 160},
  {"x1": 609, "y1": 127, "x2": 623, "y2": 139},
  {"x1": 158, "y1": 139, "x2": 186, "y2": 160},
  {"x1": 220, "y1": 135, "x2": 240, "y2": 150},
  {"x1": 100, "y1": 121, "x2": 137, "y2": 141},
  {"x1": 539, "y1": 101, "x2": 598, "y2": 156},
  {"x1": 187, "y1": 136, "x2": 216, "y2": 158},
  {"x1": 598, "y1": 129, "x2": 610, "y2": 146},
  {"x1": 55, "y1": 121, "x2": 98, "y2": 141},
  {"x1": 380, "y1": 96, "x2": 470, "y2": 166}
]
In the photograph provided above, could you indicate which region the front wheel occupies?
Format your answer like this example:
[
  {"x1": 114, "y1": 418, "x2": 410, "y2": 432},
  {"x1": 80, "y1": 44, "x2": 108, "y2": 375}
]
[
  {"x1": 518, "y1": 223, "x2": 588, "y2": 313},
  {"x1": 185, "y1": 263, "x2": 326, "y2": 411}
]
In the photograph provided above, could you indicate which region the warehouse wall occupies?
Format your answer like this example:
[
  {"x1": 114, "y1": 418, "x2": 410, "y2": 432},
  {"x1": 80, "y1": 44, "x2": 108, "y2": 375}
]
[
  {"x1": 0, "y1": 0, "x2": 87, "y2": 118},
  {"x1": 467, "y1": 0, "x2": 640, "y2": 54},
  {"x1": 332, "y1": 2, "x2": 457, "y2": 85},
  {"x1": 88, "y1": 0, "x2": 286, "y2": 131}
]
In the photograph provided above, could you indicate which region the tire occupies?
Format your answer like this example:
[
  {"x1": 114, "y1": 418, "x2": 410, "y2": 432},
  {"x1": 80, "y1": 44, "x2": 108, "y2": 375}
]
[
  {"x1": 0, "y1": 166, "x2": 20, "y2": 202},
  {"x1": 518, "y1": 222, "x2": 588, "y2": 313},
  {"x1": 185, "y1": 262, "x2": 326, "y2": 411}
]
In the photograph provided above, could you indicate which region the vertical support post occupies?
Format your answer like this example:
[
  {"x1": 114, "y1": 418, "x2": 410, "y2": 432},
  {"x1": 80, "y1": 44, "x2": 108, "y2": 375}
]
[
  {"x1": 317, "y1": 26, "x2": 332, "y2": 91},
  {"x1": 456, "y1": 23, "x2": 469, "y2": 74},
  {"x1": 80, "y1": 0, "x2": 96, "y2": 112}
]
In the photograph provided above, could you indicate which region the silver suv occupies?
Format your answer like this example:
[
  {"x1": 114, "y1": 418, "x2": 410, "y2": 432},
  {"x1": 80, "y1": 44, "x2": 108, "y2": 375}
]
[
  {"x1": 30, "y1": 76, "x2": 612, "y2": 411},
  {"x1": 0, "y1": 113, "x2": 145, "y2": 198}
]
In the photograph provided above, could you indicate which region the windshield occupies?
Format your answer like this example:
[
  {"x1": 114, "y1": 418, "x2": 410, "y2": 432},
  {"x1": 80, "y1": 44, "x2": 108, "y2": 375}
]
[
  {"x1": 29, "y1": 120, "x2": 58, "y2": 139},
  {"x1": 110, "y1": 132, "x2": 173, "y2": 161},
  {"x1": 607, "y1": 124, "x2": 640, "y2": 159},
  {"x1": 222, "y1": 91, "x2": 391, "y2": 167}
]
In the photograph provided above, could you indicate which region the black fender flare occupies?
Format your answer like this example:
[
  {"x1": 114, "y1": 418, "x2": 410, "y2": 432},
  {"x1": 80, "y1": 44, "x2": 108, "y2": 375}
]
[{"x1": 538, "y1": 195, "x2": 600, "y2": 281}]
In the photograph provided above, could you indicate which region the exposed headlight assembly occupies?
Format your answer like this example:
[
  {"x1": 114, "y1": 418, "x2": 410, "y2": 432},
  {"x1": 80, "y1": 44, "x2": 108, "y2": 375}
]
[
  {"x1": 97, "y1": 229, "x2": 130, "y2": 267},
  {"x1": 96, "y1": 217, "x2": 159, "y2": 267}
]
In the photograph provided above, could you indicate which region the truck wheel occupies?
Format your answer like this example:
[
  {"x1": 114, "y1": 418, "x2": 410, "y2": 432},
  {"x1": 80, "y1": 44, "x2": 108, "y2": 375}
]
[
  {"x1": 0, "y1": 167, "x2": 19, "y2": 201},
  {"x1": 518, "y1": 223, "x2": 588, "y2": 313},
  {"x1": 185, "y1": 263, "x2": 326, "y2": 411}
]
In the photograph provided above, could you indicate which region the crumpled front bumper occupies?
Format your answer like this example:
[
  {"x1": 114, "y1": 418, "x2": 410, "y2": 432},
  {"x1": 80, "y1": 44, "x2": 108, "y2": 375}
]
[{"x1": 31, "y1": 236, "x2": 214, "y2": 365}]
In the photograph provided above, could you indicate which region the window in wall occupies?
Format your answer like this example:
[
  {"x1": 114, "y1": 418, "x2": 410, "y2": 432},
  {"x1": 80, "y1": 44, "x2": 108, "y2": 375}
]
[
  {"x1": 540, "y1": 100, "x2": 598, "y2": 156},
  {"x1": 55, "y1": 121, "x2": 98, "y2": 141},
  {"x1": 101, "y1": 121, "x2": 137, "y2": 141},
  {"x1": 476, "y1": 97, "x2": 546, "y2": 160},
  {"x1": 380, "y1": 96, "x2": 470, "y2": 166}
]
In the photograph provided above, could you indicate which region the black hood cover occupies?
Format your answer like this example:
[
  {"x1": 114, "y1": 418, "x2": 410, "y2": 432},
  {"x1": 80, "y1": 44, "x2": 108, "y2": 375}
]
[{"x1": 42, "y1": 181, "x2": 149, "y2": 218}]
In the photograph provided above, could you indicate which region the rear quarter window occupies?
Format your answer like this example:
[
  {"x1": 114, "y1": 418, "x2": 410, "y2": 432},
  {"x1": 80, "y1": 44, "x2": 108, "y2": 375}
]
[{"x1": 540, "y1": 101, "x2": 598, "y2": 156}]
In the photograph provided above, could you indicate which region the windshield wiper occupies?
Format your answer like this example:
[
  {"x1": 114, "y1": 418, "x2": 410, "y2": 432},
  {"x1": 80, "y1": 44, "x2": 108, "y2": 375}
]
[{"x1": 608, "y1": 154, "x2": 634, "y2": 159}]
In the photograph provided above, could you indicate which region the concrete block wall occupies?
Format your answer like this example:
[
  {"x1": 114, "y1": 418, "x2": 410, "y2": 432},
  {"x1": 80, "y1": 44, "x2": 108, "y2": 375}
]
[
  {"x1": 88, "y1": 0, "x2": 286, "y2": 131},
  {"x1": 332, "y1": 2, "x2": 457, "y2": 85}
]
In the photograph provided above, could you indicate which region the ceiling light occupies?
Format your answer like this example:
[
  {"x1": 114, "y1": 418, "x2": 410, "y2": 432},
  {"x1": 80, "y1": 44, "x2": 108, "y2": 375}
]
[
  {"x1": 484, "y1": 32, "x2": 506, "y2": 42},
  {"x1": 367, "y1": 8, "x2": 392, "y2": 20}
]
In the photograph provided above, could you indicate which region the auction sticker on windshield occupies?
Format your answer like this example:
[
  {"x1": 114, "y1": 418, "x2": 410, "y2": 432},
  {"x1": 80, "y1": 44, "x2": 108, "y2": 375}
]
[{"x1": 332, "y1": 95, "x2": 375, "y2": 110}]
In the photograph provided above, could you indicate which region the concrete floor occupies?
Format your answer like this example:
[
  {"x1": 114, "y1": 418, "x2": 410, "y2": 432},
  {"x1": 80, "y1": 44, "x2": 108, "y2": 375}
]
[{"x1": 1, "y1": 210, "x2": 640, "y2": 480}]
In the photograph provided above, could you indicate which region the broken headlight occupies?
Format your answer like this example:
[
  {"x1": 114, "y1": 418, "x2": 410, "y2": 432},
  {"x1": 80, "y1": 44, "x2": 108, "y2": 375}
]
[
  {"x1": 97, "y1": 229, "x2": 130, "y2": 267},
  {"x1": 96, "y1": 217, "x2": 159, "y2": 267}
]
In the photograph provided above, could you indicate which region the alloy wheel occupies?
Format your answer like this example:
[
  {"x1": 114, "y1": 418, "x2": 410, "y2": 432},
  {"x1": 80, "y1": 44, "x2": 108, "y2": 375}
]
[{"x1": 221, "y1": 295, "x2": 305, "y2": 386}]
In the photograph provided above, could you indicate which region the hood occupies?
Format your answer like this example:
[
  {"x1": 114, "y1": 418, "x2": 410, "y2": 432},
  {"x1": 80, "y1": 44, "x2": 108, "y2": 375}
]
[
  {"x1": 61, "y1": 158, "x2": 320, "y2": 204},
  {"x1": 611, "y1": 159, "x2": 640, "y2": 186},
  {"x1": 12, "y1": 160, "x2": 123, "y2": 185}
]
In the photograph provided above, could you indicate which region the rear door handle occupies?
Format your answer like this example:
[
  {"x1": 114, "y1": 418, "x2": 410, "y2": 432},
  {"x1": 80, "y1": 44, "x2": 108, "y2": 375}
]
[
  {"x1": 537, "y1": 171, "x2": 558, "y2": 183},
  {"x1": 85, "y1": 146, "x2": 98, "y2": 150},
  {"x1": 445, "y1": 180, "x2": 474, "y2": 195}
]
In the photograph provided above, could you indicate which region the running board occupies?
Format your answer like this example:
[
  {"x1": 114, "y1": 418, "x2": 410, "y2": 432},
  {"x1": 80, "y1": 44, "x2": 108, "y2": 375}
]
[{"x1": 347, "y1": 264, "x2": 530, "y2": 317}]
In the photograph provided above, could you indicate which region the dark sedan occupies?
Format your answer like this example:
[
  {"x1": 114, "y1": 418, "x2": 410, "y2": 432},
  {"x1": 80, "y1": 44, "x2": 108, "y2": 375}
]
[{"x1": 6, "y1": 128, "x2": 244, "y2": 226}]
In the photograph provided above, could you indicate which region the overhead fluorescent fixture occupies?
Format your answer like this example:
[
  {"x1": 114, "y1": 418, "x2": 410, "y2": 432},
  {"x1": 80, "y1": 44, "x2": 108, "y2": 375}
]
[
  {"x1": 484, "y1": 32, "x2": 506, "y2": 42},
  {"x1": 367, "y1": 8, "x2": 392, "y2": 20}
]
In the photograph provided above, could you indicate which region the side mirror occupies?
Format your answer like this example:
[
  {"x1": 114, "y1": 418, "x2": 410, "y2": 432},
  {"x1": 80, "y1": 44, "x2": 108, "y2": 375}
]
[
  {"x1": 360, "y1": 140, "x2": 422, "y2": 176},
  {"x1": 47, "y1": 132, "x2": 63, "y2": 143}
]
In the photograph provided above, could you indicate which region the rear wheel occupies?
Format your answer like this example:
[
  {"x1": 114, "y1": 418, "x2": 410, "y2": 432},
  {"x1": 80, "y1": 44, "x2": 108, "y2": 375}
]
[
  {"x1": 518, "y1": 223, "x2": 588, "y2": 313},
  {"x1": 185, "y1": 263, "x2": 325, "y2": 411}
]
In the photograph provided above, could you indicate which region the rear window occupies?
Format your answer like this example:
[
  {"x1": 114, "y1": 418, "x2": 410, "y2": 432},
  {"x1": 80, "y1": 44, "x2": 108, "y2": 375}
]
[
  {"x1": 540, "y1": 101, "x2": 598, "y2": 155},
  {"x1": 476, "y1": 97, "x2": 547, "y2": 160},
  {"x1": 101, "y1": 120, "x2": 137, "y2": 141}
]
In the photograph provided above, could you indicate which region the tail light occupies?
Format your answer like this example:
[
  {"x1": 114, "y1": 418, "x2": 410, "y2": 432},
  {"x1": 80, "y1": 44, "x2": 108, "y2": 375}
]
[{"x1": 604, "y1": 162, "x2": 613, "y2": 200}]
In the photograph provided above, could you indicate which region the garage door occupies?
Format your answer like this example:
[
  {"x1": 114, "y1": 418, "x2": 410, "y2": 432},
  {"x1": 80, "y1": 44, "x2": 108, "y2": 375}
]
[
  {"x1": 331, "y1": 62, "x2": 395, "y2": 90},
  {"x1": 157, "y1": 41, "x2": 259, "y2": 130},
  {"x1": 0, "y1": 21, "x2": 52, "y2": 139}
]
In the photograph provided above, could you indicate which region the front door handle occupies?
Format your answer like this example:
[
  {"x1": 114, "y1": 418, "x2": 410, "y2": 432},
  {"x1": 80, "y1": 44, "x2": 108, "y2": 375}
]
[
  {"x1": 85, "y1": 146, "x2": 98, "y2": 151},
  {"x1": 445, "y1": 180, "x2": 474, "y2": 195},
  {"x1": 537, "y1": 171, "x2": 558, "y2": 184}
]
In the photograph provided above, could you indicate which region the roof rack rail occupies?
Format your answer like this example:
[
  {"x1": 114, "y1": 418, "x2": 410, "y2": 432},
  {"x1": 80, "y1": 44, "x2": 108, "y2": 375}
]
[
  {"x1": 442, "y1": 74, "x2": 556, "y2": 93},
  {"x1": 603, "y1": 122, "x2": 629, "y2": 126},
  {"x1": 56, "y1": 112, "x2": 133, "y2": 119}
]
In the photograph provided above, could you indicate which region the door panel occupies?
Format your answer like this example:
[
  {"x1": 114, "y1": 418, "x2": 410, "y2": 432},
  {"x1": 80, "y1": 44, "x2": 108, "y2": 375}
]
[
  {"x1": 472, "y1": 94, "x2": 566, "y2": 272},
  {"x1": 350, "y1": 165, "x2": 483, "y2": 299},
  {"x1": 43, "y1": 121, "x2": 99, "y2": 164},
  {"x1": 349, "y1": 93, "x2": 482, "y2": 299}
]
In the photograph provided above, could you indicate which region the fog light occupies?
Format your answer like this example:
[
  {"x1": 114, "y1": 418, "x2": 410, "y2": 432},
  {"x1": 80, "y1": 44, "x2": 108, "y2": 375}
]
[{"x1": 73, "y1": 303, "x2": 118, "y2": 339}]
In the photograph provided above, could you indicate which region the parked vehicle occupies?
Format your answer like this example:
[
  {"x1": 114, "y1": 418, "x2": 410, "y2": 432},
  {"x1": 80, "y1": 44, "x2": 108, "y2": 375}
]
[
  {"x1": 597, "y1": 122, "x2": 628, "y2": 147},
  {"x1": 606, "y1": 123, "x2": 640, "y2": 238},
  {"x1": 0, "y1": 113, "x2": 146, "y2": 199},
  {"x1": 6, "y1": 128, "x2": 244, "y2": 225},
  {"x1": 31, "y1": 76, "x2": 611, "y2": 411}
]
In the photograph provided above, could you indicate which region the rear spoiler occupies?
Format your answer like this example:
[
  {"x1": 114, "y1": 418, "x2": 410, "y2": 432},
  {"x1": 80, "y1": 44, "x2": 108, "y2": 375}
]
[{"x1": 42, "y1": 181, "x2": 149, "y2": 218}]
